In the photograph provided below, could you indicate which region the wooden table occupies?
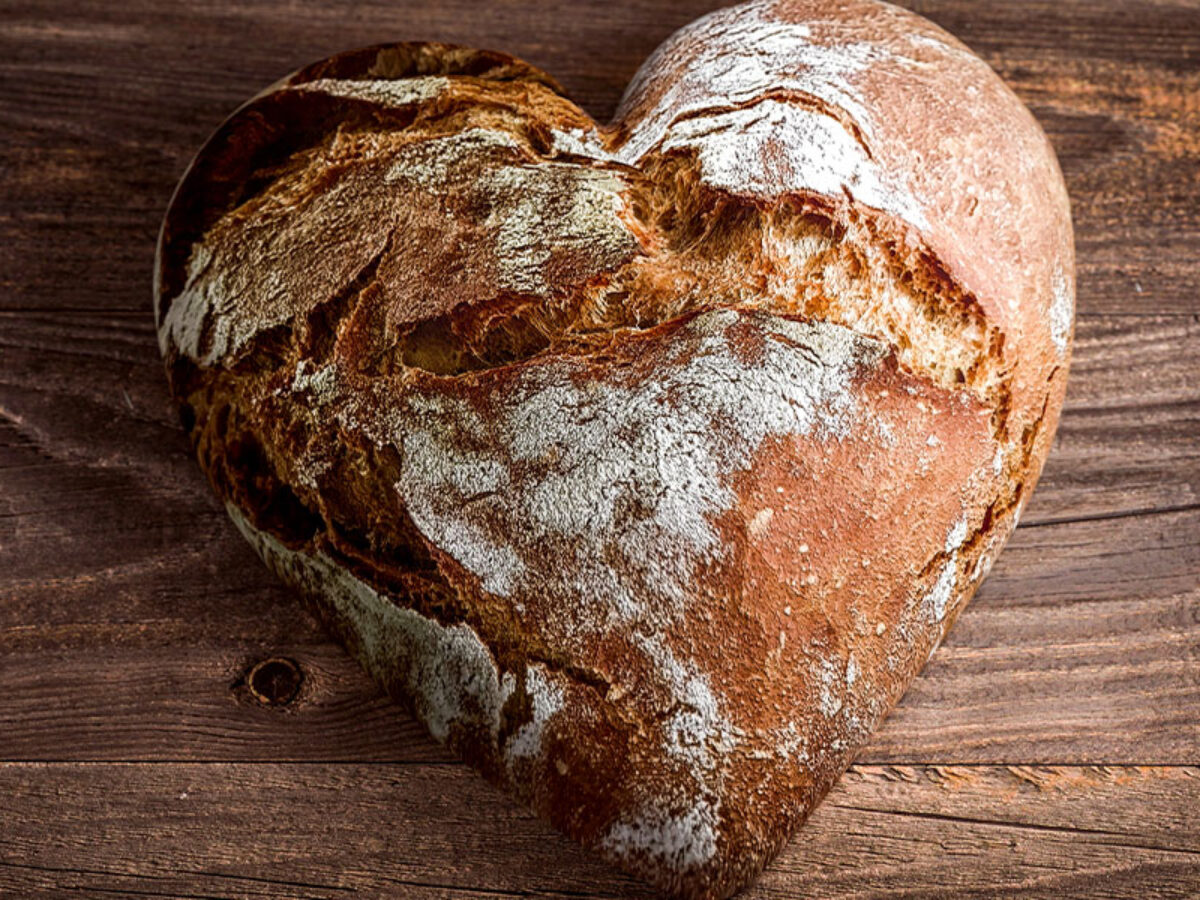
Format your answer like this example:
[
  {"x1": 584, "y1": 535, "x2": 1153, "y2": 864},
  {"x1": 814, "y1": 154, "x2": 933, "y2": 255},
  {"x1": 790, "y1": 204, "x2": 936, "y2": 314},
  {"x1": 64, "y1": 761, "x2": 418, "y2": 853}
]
[{"x1": 2, "y1": 0, "x2": 1198, "y2": 896}]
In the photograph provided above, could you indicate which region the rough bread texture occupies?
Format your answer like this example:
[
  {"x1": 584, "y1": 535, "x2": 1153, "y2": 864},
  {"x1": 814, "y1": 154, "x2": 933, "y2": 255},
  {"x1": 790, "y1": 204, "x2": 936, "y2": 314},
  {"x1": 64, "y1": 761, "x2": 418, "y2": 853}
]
[{"x1": 154, "y1": 2, "x2": 1074, "y2": 897}]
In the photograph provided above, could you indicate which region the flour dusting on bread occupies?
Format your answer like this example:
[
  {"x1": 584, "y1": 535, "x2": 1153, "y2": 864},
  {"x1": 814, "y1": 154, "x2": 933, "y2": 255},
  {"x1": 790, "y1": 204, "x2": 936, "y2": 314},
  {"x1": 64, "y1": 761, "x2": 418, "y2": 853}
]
[
  {"x1": 1050, "y1": 263, "x2": 1074, "y2": 356},
  {"x1": 486, "y1": 164, "x2": 636, "y2": 296},
  {"x1": 612, "y1": 0, "x2": 930, "y2": 227},
  {"x1": 293, "y1": 76, "x2": 449, "y2": 107},
  {"x1": 655, "y1": 99, "x2": 927, "y2": 226},
  {"x1": 228, "y1": 502, "x2": 512, "y2": 744},
  {"x1": 505, "y1": 665, "x2": 565, "y2": 766},
  {"x1": 390, "y1": 310, "x2": 885, "y2": 625},
  {"x1": 601, "y1": 798, "x2": 721, "y2": 874}
]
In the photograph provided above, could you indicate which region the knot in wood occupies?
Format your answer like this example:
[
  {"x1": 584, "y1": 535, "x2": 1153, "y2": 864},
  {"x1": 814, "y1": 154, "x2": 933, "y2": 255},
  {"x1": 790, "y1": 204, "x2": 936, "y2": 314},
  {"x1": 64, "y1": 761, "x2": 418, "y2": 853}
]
[{"x1": 244, "y1": 657, "x2": 303, "y2": 706}]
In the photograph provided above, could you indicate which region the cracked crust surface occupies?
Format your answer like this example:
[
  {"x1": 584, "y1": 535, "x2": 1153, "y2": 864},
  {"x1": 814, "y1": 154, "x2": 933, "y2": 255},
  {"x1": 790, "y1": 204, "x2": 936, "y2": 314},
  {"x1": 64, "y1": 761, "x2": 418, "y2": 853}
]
[{"x1": 154, "y1": 2, "x2": 1073, "y2": 898}]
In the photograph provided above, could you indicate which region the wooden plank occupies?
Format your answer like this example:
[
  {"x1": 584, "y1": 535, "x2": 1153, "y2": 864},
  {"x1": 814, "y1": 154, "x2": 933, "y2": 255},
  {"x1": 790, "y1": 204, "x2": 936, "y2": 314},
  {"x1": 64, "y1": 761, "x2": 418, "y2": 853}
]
[
  {"x1": 766, "y1": 764, "x2": 1200, "y2": 898},
  {"x1": 0, "y1": 508, "x2": 1194, "y2": 766},
  {"x1": 870, "y1": 509, "x2": 1200, "y2": 764},
  {"x1": 1, "y1": 0, "x2": 1198, "y2": 316},
  {"x1": 1028, "y1": 314, "x2": 1200, "y2": 524},
  {"x1": 1, "y1": 315, "x2": 1197, "y2": 764},
  {"x1": 0, "y1": 762, "x2": 1195, "y2": 898}
]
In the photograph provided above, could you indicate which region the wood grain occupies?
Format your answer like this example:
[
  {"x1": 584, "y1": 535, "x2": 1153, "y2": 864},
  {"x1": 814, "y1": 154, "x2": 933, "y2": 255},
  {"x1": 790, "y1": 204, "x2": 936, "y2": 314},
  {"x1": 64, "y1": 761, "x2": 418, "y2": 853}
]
[
  {"x1": 0, "y1": 763, "x2": 1196, "y2": 898},
  {"x1": 1, "y1": 0, "x2": 1198, "y2": 896}
]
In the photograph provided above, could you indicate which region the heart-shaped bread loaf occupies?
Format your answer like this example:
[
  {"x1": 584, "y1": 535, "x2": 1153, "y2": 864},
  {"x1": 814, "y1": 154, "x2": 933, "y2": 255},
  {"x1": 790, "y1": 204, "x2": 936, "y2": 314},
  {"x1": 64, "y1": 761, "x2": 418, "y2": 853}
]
[{"x1": 155, "y1": 0, "x2": 1073, "y2": 896}]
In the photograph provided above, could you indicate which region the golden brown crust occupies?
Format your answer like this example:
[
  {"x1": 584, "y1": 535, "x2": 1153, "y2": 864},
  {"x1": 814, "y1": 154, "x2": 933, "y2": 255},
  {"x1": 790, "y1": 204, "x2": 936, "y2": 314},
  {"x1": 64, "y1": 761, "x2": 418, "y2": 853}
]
[{"x1": 154, "y1": 3, "x2": 1073, "y2": 898}]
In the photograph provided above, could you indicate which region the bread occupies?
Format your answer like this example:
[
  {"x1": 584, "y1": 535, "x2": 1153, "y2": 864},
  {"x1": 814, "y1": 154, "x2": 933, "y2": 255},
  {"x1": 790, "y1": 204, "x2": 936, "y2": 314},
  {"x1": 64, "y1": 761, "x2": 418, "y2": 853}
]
[{"x1": 153, "y1": 1, "x2": 1074, "y2": 896}]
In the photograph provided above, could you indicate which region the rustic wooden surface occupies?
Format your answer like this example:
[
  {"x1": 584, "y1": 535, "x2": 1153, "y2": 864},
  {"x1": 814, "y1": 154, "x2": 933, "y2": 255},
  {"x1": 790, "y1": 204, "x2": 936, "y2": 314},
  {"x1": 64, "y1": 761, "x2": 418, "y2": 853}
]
[{"x1": 1, "y1": 0, "x2": 1198, "y2": 897}]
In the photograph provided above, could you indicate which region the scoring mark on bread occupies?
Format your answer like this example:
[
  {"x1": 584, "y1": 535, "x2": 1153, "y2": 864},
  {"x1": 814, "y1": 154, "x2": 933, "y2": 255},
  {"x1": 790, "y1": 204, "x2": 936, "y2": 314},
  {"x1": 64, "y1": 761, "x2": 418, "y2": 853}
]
[
  {"x1": 483, "y1": 164, "x2": 638, "y2": 296},
  {"x1": 616, "y1": 0, "x2": 881, "y2": 156}
]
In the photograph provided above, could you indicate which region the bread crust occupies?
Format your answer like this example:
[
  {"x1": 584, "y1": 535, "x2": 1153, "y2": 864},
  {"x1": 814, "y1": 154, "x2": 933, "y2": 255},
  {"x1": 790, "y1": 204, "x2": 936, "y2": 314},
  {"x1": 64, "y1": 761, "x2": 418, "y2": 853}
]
[{"x1": 154, "y1": 3, "x2": 1073, "y2": 897}]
